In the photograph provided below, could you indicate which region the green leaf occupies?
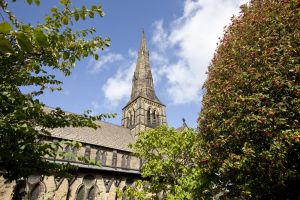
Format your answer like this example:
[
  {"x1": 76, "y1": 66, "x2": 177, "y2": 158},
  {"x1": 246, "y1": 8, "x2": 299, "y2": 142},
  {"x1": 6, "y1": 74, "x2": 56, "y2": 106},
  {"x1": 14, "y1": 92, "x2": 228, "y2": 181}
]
[
  {"x1": 44, "y1": 15, "x2": 51, "y2": 22},
  {"x1": 74, "y1": 11, "x2": 79, "y2": 21},
  {"x1": 26, "y1": 0, "x2": 33, "y2": 5},
  {"x1": 16, "y1": 32, "x2": 33, "y2": 52},
  {"x1": 88, "y1": 11, "x2": 94, "y2": 18},
  {"x1": 50, "y1": 7, "x2": 58, "y2": 13},
  {"x1": 0, "y1": 22, "x2": 12, "y2": 34},
  {"x1": 96, "y1": 8, "x2": 104, "y2": 16},
  {"x1": 62, "y1": 16, "x2": 68, "y2": 25},
  {"x1": 63, "y1": 51, "x2": 69, "y2": 60},
  {"x1": 70, "y1": 55, "x2": 75, "y2": 63},
  {"x1": 34, "y1": 0, "x2": 40, "y2": 6},
  {"x1": 80, "y1": 10, "x2": 86, "y2": 20},
  {"x1": 60, "y1": 0, "x2": 68, "y2": 6},
  {"x1": 94, "y1": 54, "x2": 99, "y2": 60},
  {"x1": 91, "y1": 5, "x2": 97, "y2": 11},
  {"x1": 21, "y1": 25, "x2": 31, "y2": 32},
  {"x1": 34, "y1": 29, "x2": 48, "y2": 47},
  {"x1": 0, "y1": 36, "x2": 14, "y2": 54}
]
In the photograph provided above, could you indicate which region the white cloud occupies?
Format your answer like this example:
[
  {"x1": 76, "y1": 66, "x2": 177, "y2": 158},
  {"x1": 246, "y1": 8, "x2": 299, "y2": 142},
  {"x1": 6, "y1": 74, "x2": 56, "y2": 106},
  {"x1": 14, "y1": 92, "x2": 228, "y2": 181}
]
[
  {"x1": 100, "y1": 0, "x2": 247, "y2": 107},
  {"x1": 152, "y1": 20, "x2": 169, "y2": 52},
  {"x1": 149, "y1": 0, "x2": 247, "y2": 104},
  {"x1": 101, "y1": 51, "x2": 137, "y2": 107},
  {"x1": 88, "y1": 52, "x2": 124, "y2": 73},
  {"x1": 151, "y1": 51, "x2": 169, "y2": 84}
]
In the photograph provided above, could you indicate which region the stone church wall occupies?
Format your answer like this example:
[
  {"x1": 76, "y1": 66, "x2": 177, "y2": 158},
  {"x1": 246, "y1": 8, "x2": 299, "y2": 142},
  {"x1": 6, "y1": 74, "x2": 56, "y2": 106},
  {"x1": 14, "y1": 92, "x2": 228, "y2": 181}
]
[
  {"x1": 0, "y1": 173, "x2": 136, "y2": 200},
  {"x1": 0, "y1": 138, "x2": 141, "y2": 200}
]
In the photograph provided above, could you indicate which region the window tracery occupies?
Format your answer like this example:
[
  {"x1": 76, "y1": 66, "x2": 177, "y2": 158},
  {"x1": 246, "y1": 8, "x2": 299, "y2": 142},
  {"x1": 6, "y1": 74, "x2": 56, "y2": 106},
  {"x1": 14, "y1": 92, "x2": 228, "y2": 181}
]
[
  {"x1": 30, "y1": 182, "x2": 45, "y2": 200},
  {"x1": 152, "y1": 110, "x2": 157, "y2": 124},
  {"x1": 76, "y1": 185, "x2": 85, "y2": 200},
  {"x1": 147, "y1": 108, "x2": 151, "y2": 124},
  {"x1": 76, "y1": 175, "x2": 98, "y2": 200},
  {"x1": 112, "y1": 150, "x2": 117, "y2": 167},
  {"x1": 96, "y1": 149, "x2": 107, "y2": 165},
  {"x1": 121, "y1": 154, "x2": 131, "y2": 168},
  {"x1": 84, "y1": 145, "x2": 91, "y2": 160}
]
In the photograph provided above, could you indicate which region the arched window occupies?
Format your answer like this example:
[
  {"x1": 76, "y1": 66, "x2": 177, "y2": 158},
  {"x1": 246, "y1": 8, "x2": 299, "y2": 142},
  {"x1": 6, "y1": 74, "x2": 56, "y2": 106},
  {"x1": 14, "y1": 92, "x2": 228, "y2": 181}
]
[
  {"x1": 121, "y1": 186, "x2": 127, "y2": 200},
  {"x1": 76, "y1": 175, "x2": 97, "y2": 200},
  {"x1": 88, "y1": 186, "x2": 97, "y2": 200},
  {"x1": 121, "y1": 155, "x2": 131, "y2": 168},
  {"x1": 30, "y1": 183, "x2": 44, "y2": 200},
  {"x1": 126, "y1": 155, "x2": 131, "y2": 168},
  {"x1": 64, "y1": 145, "x2": 71, "y2": 160},
  {"x1": 133, "y1": 110, "x2": 135, "y2": 125},
  {"x1": 76, "y1": 185, "x2": 85, "y2": 200},
  {"x1": 96, "y1": 150, "x2": 107, "y2": 165},
  {"x1": 64, "y1": 145, "x2": 77, "y2": 161},
  {"x1": 84, "y1": 146, "x2": 91, "y2": 160},
  {"x1": 71, "y1": 147, "x2": 78, "y2": 161},
  {"x1": 121, "y1": 155, "x2": 126, "y2": 168},
  {"x1": 152, "y1": 110, "x2": 156, "y2": 124},
  {"x1": 156, "y1": 112, "x2": 160, "y2": 125},
  {"x1": 147, "y1": 108, "x2": 151, "y2": 124},
  {"x1": 128, "y1": 112, "x2": 132, "y2": 126},
  {"x1": 95, "y1": 149, "x2": 101, "y2": 163},
  {"x1": 112, "y1": 150, "x2": 117, "y2": 167}
]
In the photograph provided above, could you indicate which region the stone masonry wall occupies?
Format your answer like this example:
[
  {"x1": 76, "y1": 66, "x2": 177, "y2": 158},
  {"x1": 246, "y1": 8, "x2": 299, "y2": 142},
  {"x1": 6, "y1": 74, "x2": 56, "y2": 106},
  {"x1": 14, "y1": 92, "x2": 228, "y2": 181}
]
[
  {"x1": 0, "y1": 138, "x2": 140, "y2": 200},
  {"x1": 0, "y1": 173, "x2": 136, "y2": 200}
]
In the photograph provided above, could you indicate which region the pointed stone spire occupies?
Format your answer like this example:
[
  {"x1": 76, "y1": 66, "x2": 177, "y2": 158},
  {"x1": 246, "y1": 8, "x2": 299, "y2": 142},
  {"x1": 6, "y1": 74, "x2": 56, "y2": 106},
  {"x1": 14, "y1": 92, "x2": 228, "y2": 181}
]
[
  {"x1": 140, "y1": 29, "x2": 148, "y2": 52},
  {"x1": 122, "y1": 31, "x2": 167, "y2": 133},
  {"x1": 129, "y1": 31, "x2": 161, "y2": 104}
]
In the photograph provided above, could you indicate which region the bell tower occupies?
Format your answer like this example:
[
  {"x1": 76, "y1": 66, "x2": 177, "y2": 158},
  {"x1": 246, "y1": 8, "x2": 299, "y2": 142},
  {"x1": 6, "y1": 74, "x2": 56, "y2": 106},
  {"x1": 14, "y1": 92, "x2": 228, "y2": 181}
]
[{"x1": 122, "y1": 31, "x2": 167, "y2": 135}]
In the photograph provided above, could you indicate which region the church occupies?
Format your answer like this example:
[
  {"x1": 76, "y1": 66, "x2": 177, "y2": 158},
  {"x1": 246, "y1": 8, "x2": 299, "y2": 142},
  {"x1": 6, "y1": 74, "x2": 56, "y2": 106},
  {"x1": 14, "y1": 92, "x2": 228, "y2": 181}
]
[{"x1": 0, "y1": 32, "x2": 168, "y2": 200}]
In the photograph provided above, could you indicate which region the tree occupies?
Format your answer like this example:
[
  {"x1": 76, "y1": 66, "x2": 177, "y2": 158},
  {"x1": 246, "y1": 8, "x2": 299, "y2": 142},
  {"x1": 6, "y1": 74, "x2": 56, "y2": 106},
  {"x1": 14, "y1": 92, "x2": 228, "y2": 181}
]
[
  {"x1": 0, "y1": 0, "x2": 113, "y2": 184},
  {"x1": 122, "y1": 126, "x2": 201, "y2": 200},
  {"x1": 198, "y1": 0, "x2": 300, "y2": 199}
]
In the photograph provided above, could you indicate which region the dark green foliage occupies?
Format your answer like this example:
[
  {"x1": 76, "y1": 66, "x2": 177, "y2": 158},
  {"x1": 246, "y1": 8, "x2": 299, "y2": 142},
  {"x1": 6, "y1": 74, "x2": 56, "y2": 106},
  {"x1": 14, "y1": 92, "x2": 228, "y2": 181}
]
[
  {"x1": 0, "y1": 0, "x2": 114, "y2": 183},
  {"x1": 198, "y1": 0, "x2": 300, "y2": 199}
]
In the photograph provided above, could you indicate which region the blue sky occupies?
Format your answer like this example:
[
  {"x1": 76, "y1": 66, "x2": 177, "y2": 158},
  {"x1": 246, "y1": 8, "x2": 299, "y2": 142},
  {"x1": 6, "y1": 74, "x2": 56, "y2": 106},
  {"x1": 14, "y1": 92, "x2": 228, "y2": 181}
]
[{"x1": 12, "y1": 0, "x2": 247, "y2": 129}]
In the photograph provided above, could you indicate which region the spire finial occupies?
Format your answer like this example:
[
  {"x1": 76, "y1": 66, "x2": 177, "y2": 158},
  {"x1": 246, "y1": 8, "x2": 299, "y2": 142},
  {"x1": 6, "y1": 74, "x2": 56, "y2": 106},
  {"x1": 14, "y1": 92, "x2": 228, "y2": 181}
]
[
  {"x1": 140, "y1": 29, "x2": 147, "y2": 52},
  {"x1": 141, "y1": 28, "x2": 145, "y2": 38},
  {"x1": 182, "y1": 118, "x2": 188, "y2": 128}
]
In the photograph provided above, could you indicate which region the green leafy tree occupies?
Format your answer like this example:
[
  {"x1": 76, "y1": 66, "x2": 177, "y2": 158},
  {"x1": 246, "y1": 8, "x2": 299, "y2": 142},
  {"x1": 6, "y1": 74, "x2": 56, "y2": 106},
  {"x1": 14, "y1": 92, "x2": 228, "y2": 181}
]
[
  {"x1": 122, "y1": 126, "x2": 201, "y2": 200},
  {"x1": 0, "y1": 0, "x2": 112, "y2": 184},
  {"x1": 198, "y1": 0, "x2": 300, "y2": 199}
]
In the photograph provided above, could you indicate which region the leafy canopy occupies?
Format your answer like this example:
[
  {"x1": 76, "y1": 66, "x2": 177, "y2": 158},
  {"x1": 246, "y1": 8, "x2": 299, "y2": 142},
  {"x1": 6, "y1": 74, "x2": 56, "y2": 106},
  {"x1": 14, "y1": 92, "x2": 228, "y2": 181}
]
[
  {"x1": 122, "y1": 126, "x2": 201, "y2": 200},
  {"x1": 198, "y1": 0, "x2": 300, "y2": 199},
  {"x1": 0, "y1": 0, "x2": 114, "y2": 182}
]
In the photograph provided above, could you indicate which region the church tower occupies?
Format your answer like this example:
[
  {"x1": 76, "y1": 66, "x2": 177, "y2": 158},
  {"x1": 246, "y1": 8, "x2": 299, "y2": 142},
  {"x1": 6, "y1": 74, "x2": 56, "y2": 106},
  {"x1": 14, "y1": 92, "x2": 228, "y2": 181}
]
[{"x1": 122, "y1": 31, "x2": 167, "y2": 135}]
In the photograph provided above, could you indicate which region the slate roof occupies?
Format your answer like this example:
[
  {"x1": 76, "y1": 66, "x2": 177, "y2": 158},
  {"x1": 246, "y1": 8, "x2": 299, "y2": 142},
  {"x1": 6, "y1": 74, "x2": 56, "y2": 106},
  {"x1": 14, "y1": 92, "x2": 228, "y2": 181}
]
[
  {"x1": 50, "y1": 121, "x2": 134, "y2": 152},
  {"x1": 44, "y1": 107, "x2": 134, "y2": 152}
]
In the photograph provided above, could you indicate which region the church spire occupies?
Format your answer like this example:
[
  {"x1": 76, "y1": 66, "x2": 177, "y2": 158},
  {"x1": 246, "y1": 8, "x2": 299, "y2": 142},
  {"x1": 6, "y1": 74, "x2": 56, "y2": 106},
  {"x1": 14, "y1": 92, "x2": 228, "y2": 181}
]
[
  {"x1": 140, "y1": 29, "x2": 148, "y2": 52},
  {"x1": 129, "y1": 31, "x2": 161, "y2": 103},
  {"x1": 122, "y1": 31, "x2": 167, "y2": 133}
]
